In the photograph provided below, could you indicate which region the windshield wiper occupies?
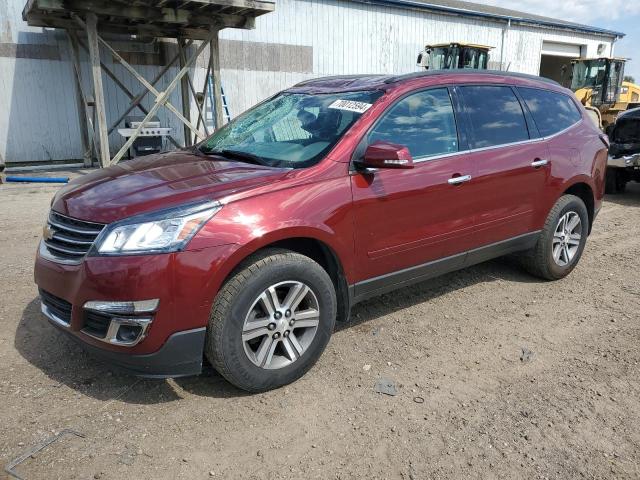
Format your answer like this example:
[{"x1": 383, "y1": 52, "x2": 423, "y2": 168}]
[
  {"x1": 200, "y1": 148, "x2": 269, "y2": 166},
  {"x1": 221, "y1": 149, "x2": 269, "y2": 166}
]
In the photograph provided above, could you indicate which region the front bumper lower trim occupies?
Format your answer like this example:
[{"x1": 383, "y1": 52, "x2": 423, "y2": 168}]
[{"x1": 48, "y1": 318, "x2": 206, "y2": 378}]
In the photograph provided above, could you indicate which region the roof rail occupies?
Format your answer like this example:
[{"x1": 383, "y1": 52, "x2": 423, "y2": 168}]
[{"x1": 385, "y1": 70, "x2": 561, "y2": 86}]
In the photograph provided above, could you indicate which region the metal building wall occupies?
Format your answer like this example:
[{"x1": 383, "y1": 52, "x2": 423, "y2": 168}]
[{"x1": 0, "y1": 0, "x2": 615, "y2": 163}]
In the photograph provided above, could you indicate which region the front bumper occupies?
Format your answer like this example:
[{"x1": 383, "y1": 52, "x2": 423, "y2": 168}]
[
  {"x1": 34, "y1": 241, "x2": 237, "y2": 375},
  {"x1": 608, "y1": 153, "x2": 640, "y2": 169}
]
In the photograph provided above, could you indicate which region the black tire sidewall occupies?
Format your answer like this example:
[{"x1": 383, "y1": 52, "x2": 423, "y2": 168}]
[
  {"x1": 544, "y1": 197, "x2": 589, "y2": 279},
  {"x1": 212, "y1": 256, "x2": 336, "y2": 391}
]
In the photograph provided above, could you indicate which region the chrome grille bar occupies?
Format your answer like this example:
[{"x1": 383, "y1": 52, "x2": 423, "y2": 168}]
[{"x1": 42, "y1": 211, "x2": 105, "y2": 263}]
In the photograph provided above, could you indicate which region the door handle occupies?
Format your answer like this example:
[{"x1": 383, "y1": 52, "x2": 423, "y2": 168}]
[
  {"x1": 448, "y1": 174, "x2": 472, "y2": 185},
  {"x1": 531, "y1": 159, "x2": 549, "y2": 168}
]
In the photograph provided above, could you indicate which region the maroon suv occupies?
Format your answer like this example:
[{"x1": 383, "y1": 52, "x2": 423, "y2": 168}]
[{"x1": 35, "y1": 71, "x2": 608, "y2": 391}]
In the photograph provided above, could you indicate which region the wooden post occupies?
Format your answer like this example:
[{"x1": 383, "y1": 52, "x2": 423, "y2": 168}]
[
  {"x1": 86, "y1": 13, "x2": 110, "y2": 168},
  {"x1": 178, "y1": 40, "x2": 209, "y2": 142},
  {"x1": 67, "y1": 31, "x2": 92, "y2": 167},
  {"x1": 209, "y1": 30, "x2": 224, "y2": 130},
  {"x1": 178, "y1": 38, "x2": 192, "y2": 146},
  {"x1": 196, "y1": 49, "x2": 213, "y2": 133}
]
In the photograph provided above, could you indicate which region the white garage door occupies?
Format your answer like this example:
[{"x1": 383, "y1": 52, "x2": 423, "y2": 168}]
[{"x1": 541, "y1": 41, "x2": 582, "y2": 58}]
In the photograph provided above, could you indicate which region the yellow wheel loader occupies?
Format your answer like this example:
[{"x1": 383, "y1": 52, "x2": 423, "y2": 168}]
[
  {"x1": 568, "y1": 57, "x2": 628, "y2": 128},
  {"x1": 417, "y1": 43, "x2": 493, "y2": 70}
]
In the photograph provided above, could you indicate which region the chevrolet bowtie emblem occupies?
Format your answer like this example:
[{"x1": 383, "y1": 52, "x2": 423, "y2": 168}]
[{"x1": 43, "y1": 224, "x2": 55, "y2": 241}]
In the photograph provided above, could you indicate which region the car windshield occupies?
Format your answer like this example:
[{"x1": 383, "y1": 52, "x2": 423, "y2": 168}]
[{"x1": 198, "y1": 90, "x2": 383, "y2": 168}]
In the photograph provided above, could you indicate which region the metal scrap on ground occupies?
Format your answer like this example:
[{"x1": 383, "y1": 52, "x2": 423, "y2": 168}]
[{"x1": 375, "y1": 377, "x2": 398, "y2": 396}]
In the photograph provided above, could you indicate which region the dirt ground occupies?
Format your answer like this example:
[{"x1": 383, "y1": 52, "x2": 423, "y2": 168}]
[{"x1": 1, "y1": 171, "x2": 639, "y2": 480}]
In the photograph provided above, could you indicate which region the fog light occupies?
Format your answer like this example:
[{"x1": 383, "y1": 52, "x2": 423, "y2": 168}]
[
  {"x1": 105, "y1": 317, "x2": 152, "y2": 346},
  {"x1": 116, "y1": 324, "x2": 143, "y2": 343}
]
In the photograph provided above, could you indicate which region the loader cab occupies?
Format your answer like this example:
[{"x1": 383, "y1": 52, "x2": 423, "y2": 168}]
[
  {"x1": 569, "y1": 57, "x2": 626, "y2": 109},
  {"x1": 417, "y1": 43, "x2": 492, "y2": 71}
]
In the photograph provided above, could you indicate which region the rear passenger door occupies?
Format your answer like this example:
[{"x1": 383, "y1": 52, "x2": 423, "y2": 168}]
[
  {"x1": 518, "y1": 86, "x2": 586, "y2": 221},
  {"x1": 457, "y1": 85, "x2": 550, "y2": 247}
]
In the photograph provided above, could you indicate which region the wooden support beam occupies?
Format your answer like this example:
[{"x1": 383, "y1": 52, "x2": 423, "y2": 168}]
[
  {"x1": 196, "y1": 48, "x2": 213, "y2": 132},
  {"x1": 110, "y1": 29, "x2": 215, "y2": 165},
  {"x1": 210, "y1": 30, "x2": 224, "y2": 130},
  {"x1": 75, "y1": 37, "x2": 151, "y2": 129},
  {"x1": 26, "y1": 14, "x2": 253, "y2": 38},
  {"x1": 74, "y1": 15, "x2": 205, "y2": 141},
  {"x1": 33, "y1": 0, "x2": 268, "y2": 26},
  {"x1": 67, "y1": 31, "x2": 93, "y2": 167},
  {"x1": 67, "y1": 31, "x2": 99, "y2": 160},
  {"x1": 178, "y1": 38, "x2": 192, "y2": 147},
  {"x1": 85, "y1": 13, "x2": 110, "y2": 168},
  {"x1": 107, "y1": 47, "x2": 184, "y2": 134},
  {"x1": 179, "y1": 38, "x2": 210, "y2": 143}
]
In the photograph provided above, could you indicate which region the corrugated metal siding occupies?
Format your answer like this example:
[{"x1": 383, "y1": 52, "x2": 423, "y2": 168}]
[{"x1": 0, "y1": 0, "x2": 615, "y2": 163}]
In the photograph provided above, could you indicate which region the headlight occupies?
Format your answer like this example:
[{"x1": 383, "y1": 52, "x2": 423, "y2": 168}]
[{"x1": 93, "y1": 201, "x2": 221, "y2": 255}]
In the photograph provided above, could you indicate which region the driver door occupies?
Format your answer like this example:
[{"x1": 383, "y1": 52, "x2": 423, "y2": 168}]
[{"x1": 350, "y1": 87, "x2": 478, "y2": 298}]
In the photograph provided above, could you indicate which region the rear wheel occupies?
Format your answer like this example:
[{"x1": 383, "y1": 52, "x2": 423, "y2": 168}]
[
  {"x1": 205, "y1": 248, "x2": 336, "y2": 392},
  {"x1": 605, "y1": 167, "x2": 627, "y2": 194},
  {"x1": 519, "y1": 194, "x2": 589, "y2": 280}
]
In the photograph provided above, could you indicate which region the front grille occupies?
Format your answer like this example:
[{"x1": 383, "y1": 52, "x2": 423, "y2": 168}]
[
  {"x1": 40, "y1": 289, "x2": 72, "y2": 325},
  {"x1": 83, "y1": 311, "x2": 111, "y2": 339},
  {"x1": 43, "y1": 211, "x2": 105, "y2": 262}
]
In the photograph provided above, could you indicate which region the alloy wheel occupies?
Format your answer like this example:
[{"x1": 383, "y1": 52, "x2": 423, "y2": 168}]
[
  {"x1": 552, "y1": 211, "x2": 582, "y2": 267},
  {"x1": 241, "y1": 281, "x2": 320, "y2": 369}
]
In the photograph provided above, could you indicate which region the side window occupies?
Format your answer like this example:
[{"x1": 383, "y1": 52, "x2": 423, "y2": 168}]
[
  {"x1": 519, "y1": 87, "x2": 583, "y2": 137},
  {"x1": 367, "y1": 88, "x2": 459, "y2": 159},
  {"x1": 459, "y1": 86, "x2": 529, "y2": 148}
]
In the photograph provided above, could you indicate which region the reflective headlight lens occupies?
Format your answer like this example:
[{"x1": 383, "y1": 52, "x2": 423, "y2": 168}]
[{"x1": 95, "y1": 202, "x2": 221, "y2": 255}]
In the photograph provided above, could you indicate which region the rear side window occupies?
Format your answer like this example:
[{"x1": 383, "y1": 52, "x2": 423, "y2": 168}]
[
  {"x1": 459, "y1": 86, "x2": 529, "y2": 148},
  {"x1": 519, "y1": 87, "x2": 582, "y2": 136},
  {"x1": 367, "y1": 88, "x2": 459, "y2": 159}
]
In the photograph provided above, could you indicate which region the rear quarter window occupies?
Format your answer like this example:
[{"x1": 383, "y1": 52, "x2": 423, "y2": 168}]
[{"x1": 518, "y1": 87, "x2": 582, "y2": 137}]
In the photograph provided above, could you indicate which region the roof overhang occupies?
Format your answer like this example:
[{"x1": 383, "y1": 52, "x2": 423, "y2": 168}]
[
  {"x1": 22, "y1": 0, "x2": 275, "y2": 39},
  {"x1": 348, "y1": 0, "x2": 625, "y2": 38}
]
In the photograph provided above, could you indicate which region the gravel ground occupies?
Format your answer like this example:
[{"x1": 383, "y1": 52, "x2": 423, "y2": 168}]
[{"x1": 1, "y1": 171, "x2": 639, "y2": 479}]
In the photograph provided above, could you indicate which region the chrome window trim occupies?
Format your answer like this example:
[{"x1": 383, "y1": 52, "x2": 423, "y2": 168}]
[{"x1": 410, "y1": 119, "x2": 582, "y2": 164}]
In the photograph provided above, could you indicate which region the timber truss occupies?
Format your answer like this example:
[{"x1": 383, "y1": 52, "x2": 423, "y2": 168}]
[{"x1": 22, "y1": 0, "x2": 275, "y2": 167}]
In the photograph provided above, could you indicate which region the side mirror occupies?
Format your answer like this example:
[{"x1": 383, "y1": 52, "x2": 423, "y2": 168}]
[{"x1": 358, "y1": 141, "x2": 414, "y2": 169}]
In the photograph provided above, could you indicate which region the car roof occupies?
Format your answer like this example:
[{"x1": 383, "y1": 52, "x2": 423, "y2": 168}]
[
  {"x1": 617, "y1": 107, "x2": 640, "y2": 120},
  {"x1": 289, "y1": 70, "x2": 563, "y2": 94}
]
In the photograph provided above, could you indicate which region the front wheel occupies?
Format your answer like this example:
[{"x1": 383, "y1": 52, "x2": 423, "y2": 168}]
[
  {"x1": 205, "y1": 248, "x2": 337, "y2": 392},
  {"x1": 519, "y1": 194, "x2": 589, "y2": 280}
]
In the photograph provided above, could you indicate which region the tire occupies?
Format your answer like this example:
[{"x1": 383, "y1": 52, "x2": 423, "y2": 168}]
[
  {"x1": 519, "y1": 194, "x2": 589, "y2": 281},
  {"x1": 605, "y1": 168, "x2": 627, "y2": 194},
  {"x1": 605, "y1": 168, "x2": 618, "y2": 194},
  {"x1": 205, "y1": 248, "x2": 337, "y2": 392}
]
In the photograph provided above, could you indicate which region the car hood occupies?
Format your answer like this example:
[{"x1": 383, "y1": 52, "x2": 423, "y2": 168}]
[{"x1": 51, "y1": 151, "x2": 292, "y2": 223}]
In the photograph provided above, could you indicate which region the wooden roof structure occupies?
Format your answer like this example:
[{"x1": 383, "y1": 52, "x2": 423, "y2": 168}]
[
  {"x1": 23, "y1": 0, "x2": 275, "y2": 39},
  {"x1": 22, "y1": 0, "x2": 275, "y2": 168}
]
